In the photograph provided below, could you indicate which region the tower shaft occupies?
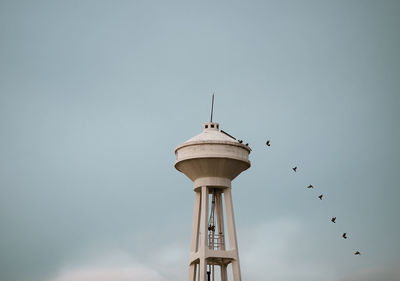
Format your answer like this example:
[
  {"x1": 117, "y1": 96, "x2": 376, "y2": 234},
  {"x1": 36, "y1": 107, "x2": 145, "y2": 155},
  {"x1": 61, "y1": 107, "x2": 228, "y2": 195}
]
[{"x1": 188, "y1": 179, "x2": 241, "y2": 281}]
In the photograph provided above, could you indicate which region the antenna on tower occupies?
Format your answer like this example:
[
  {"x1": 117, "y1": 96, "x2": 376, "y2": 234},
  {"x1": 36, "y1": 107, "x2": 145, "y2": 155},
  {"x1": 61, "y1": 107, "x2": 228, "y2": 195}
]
[{"x1": 210, "y1": 93, "x2": 215, "y2": 122}]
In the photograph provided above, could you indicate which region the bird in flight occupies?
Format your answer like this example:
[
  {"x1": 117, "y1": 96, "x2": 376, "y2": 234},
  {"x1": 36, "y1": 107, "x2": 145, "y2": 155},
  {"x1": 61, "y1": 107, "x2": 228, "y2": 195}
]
[
  {"x1": 292, "y1": 166, "x2": 297, "y2": 172},
  {"x1": 354, "y1": 251, "x2": 361, "y2": 255},
  {"x1": 318, "y1": 194, "x2": 323, "y2": 200},
  {"x1": 331, "y1": 217, "x2": 336, "y2": 223},
  {"x1": 307, "y1": 184, "x2": 313, "y2": 189},
  {"x1": 342, "y1": 233, "x2": 347, "y2": 239},
  {"x1": 266, "y1": 140, "x2": 270, "y2": 146}
]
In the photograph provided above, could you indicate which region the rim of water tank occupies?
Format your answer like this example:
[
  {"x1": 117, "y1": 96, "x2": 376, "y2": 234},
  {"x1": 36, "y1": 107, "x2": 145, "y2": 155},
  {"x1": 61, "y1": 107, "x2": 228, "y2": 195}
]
[{"x1": 174, "y1": 140, "x2": 251, "y2": 154}]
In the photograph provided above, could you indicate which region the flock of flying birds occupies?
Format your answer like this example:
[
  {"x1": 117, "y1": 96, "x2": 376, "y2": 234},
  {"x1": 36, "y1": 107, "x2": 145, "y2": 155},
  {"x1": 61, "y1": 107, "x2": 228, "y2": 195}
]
[{"x1": 265, "y1": 139, "x2": 361, "y2": 256}]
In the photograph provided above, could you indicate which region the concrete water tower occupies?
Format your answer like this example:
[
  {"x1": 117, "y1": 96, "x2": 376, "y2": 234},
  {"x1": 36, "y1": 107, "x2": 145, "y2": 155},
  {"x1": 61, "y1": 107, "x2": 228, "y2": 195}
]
[{"x1": 174, "y1": 99, "x2": 251, "y2": 281}]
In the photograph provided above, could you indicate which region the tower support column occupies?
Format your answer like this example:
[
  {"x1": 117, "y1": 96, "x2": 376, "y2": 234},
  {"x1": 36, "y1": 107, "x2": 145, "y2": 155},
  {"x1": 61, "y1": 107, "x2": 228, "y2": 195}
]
[
  {"x1": 199, "y1": 186, "x2": 209, "y2": 281},
  {"x1": 188, "y1": 190, "x2": 201, "y2": 281},
  {"x1": 223, "y1": 187, "x2": 242, "y2": 281}
]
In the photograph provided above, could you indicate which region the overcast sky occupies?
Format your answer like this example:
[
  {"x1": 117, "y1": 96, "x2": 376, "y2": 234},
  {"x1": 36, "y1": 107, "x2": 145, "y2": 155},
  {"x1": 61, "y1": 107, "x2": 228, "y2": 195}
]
[{"x1": 1, "y1": 1, "x2": 399, "y2": 281}]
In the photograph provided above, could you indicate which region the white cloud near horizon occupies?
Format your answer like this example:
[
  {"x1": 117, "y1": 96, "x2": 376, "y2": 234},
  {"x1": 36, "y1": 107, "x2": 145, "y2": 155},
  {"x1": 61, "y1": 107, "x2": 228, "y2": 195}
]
[
  {"x1": 47, "y1": 265, "x2": 168, "y2": 281},
  {"x1": 45, "y1": 250, "x2": 169, "y2": 281}
]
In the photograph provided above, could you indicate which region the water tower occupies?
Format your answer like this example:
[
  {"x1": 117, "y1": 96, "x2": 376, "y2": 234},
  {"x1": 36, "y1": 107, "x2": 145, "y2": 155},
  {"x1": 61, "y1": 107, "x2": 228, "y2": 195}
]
[{"x1": 174, "y1": 100, "x2": 251, "y2": 281}]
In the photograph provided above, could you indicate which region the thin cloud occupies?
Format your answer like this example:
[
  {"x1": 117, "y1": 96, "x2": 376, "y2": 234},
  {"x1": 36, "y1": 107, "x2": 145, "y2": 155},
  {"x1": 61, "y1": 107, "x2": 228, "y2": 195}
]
[
  {"x1": 45, "y1": 250, "x2": 169, "y2": 281},
  {"x1": 47, "y1": 265, "x2": 168, "y2": 281}
]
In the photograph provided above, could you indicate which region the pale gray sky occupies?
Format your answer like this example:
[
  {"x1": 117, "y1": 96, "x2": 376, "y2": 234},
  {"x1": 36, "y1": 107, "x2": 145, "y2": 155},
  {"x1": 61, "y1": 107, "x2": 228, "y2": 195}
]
[{"x1": 0, "y1": 1, "x2": 399, "y2": 281}]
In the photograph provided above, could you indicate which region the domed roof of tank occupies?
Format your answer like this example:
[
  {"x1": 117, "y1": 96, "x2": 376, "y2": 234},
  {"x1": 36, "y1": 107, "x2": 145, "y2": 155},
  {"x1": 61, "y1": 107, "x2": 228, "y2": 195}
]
[{"x1": 184, "y1": 122, "x2": 237, "y2": 143}]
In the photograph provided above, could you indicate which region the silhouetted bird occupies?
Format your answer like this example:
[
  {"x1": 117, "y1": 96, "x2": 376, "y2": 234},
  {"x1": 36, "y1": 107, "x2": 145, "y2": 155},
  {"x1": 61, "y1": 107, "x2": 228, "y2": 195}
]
[
  {"x1": 331, "y1": 217, "x2": 336, "y2": 223},
  {"x1": 245, "y1": 143, "x2": 249, "y2": 146},
  {"x1": 342, "y1": 233, "x2": 347, "y2": 239},
  {"x1": 307, "y1": 184, "x2": 313, "y2": 189},
  {"x1": 354, "y1": 251, "x2": 361, "y2": 255},
  {"x1": 292, "y1": 166, "x2": 297, "y2": 172},
  {"x1": 266, "y1": 140, "x2": 270, "y2": 146},
  {"x1": 318, "y1": 194, "x2": 323, "y2": 200},
  {"x1": 238, "y1": 140, "x2": 243, "y2": 144}
]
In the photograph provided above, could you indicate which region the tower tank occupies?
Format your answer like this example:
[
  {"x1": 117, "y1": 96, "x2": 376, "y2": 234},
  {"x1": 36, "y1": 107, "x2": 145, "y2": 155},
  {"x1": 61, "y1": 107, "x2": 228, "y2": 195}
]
[{"x1": 175, "y1": 121, "x2": 251, "y2": 188}]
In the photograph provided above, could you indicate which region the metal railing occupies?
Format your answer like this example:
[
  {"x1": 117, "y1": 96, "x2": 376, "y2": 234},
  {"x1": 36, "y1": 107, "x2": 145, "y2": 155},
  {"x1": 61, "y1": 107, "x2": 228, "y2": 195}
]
[{"x1": 208, "y1": 233, "x2": 225, "y2": 250}]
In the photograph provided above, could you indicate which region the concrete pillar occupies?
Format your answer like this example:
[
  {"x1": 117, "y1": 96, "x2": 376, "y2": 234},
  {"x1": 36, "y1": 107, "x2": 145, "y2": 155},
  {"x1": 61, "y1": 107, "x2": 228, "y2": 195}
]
[
  {"x1": 199, "y1": 186, "x2": 209, "y2": 281},
  {"x1": 188, "y1": 190, "x2": 201, "y2": 281},
  {"x1": 220, "y1": 264, "x2": 228, "y2": 281},
  {"x1": 223, "y1": 187, "x2": 242, "y2": 281}
]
